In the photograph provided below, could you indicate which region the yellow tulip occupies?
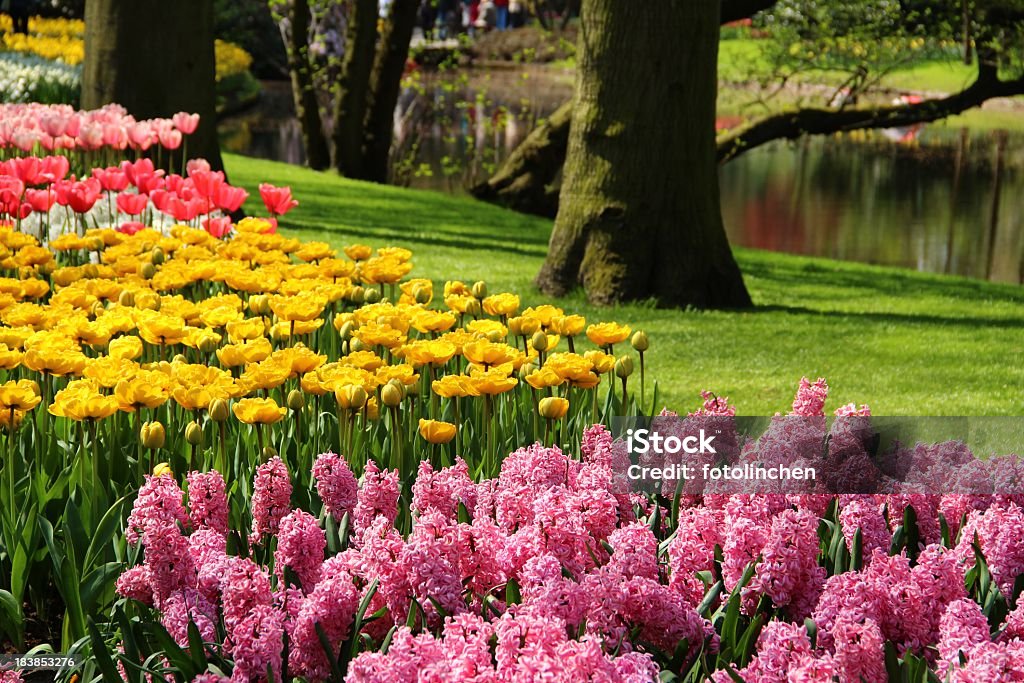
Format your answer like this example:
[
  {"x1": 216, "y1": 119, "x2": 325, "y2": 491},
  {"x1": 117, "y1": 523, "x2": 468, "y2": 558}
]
[
  {"x1": 232, "y1": 397, "x2": 287, "y2": 425},
  {"x1": 418, "y1": 419, "x2": 457, "y2": 444},
  {"x1": 538, "y1": 396, "x2": 569, "y2": 420}
]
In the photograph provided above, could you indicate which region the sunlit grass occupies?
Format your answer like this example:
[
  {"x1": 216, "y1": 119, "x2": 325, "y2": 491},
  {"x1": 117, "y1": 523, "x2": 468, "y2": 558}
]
[{"x1": 226, "y1": 153, "x2": 1024, "y2": 416}]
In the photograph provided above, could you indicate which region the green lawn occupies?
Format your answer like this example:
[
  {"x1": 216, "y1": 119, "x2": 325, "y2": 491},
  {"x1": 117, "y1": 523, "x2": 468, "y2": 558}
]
[{"x1": 227, "y1": 153, "x2": 1024, "y2": 416}]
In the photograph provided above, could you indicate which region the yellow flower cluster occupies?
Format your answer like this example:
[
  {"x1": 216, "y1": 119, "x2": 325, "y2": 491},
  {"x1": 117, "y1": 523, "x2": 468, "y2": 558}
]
[
  {"x1": 0, "y1": 218, "x2": 638, "y2": 435},
  {"x1": 0, "y1": 14, "x2": 252, "y2": 79}
]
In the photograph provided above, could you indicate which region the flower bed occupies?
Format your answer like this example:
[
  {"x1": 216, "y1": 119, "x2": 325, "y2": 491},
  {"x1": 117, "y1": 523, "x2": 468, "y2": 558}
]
[{"x1": 0, "y1": 108, "x2": 1021, "y2": 683}]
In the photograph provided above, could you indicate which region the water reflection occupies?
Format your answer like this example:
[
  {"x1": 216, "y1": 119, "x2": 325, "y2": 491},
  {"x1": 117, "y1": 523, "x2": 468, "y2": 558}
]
[
  {"x1": 220, "y1": 74, "x2": 1023, "y2": 284},
  {"x1": 720, "y1": 132, "x2": 1024, "y2": 283}
]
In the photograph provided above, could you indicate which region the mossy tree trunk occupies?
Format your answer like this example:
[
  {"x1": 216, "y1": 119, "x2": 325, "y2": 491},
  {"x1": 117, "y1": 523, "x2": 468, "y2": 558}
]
[
  {"x1": 332, "y1": 0, "x2": 379, "y2": 177},
  {"x1": 285, "y1": 0, "x2": 331, "y2": 170},
  {"x1": 82, "y1": 0, "x2": 224, "y2": 172},
  {"x1": 361, "y1": 0, "x2": 420, "y2": 183},
  {"x1": 536, "y1": 0, "x2": 751, "y2": 308}
]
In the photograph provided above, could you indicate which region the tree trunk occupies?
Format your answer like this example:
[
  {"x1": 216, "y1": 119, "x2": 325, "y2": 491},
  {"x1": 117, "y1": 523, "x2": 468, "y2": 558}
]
[
  {"x1": 286, "y1": 0, "x2": 332, "y2": 170},
  {"x1": 469, "y1": 100, "x2": 571, "y2": 215},
  {"x1": 82, "y1": 0, "x2": 223, "y2": 172},
  {"x1": 536, "y1": 0, "x2": 751, "y2": 308},
  {"x1": 333, "y1": 0, "x2": 379, "y2": 177},
  {"x1": 361, "y1": 0, "x2": 419, "y2": 183}
]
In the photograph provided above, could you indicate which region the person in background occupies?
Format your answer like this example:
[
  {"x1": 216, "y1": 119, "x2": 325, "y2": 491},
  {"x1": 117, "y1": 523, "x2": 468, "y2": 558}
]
[
  {"x1": 464, "y1": 0, "x2": 480, "y2": 36},
  {"x1": 476, "y1": 0, "x2": 496, "y2": 31},
  {"x1": 508, "y1": 0, "x2": 525, "y2": 28},
  {"x1": 419, "y1": 0, "x2": 436, "y2": 39},
  {"x1": 493, "y1": 0, "x2": 509, "y2": 30},
  {"x1": 437, "y1": 0, "x2": 456, "y2": 39},
  {"x1": 3, "y1": 0, "x2": 33, "y2": 34}
]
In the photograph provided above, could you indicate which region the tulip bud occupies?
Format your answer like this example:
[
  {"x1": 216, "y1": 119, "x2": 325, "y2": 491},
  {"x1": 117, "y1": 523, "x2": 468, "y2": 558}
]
[
  {"x1": 151, "y1": 247, "x2": 165, "y2": 265},
  {"x1": 248, "y1": 294, "x2": 265, "y2": 315},
  {"x1": 518, "y1": 362, "x2": 537, "y2": 380},
  {"x1": 153, "y1": 462, "x2": 172, "y2": 477},
  {"x1": 118, "y1": 290, "x2": 135, "y2": 307},
  {"x1": 83, "y1": 263, "x2": 99, "y2": 279},
  {"x1": 140, "y1": 421, "x2": 166, "y2": 449},
  {"x1": 630, "y1": 330, "x2": 649, "y2": 352},
  {"x1": 530, "y1": 330, "x2": 549, "y2": 352},
  {"x1": 209, "y1": 398, "x2": 230, "y2": 422},
  {"x1": 337, "y1": 321, "x2": 354, "y2": 340},
  {"x1": 90, "y1": 300, "x2": 105, "y2": 318},
  {"x1": 471, "y1": 281, "x2": 487, "y2": 299},
  {"x1": 38, "y1": 261, "x2": 55, "y2": 276},
  {"x1": 287, "y1": 389, "x2": 305, "y2": 412},
  {"x1": 337, "y1": 385, "x2": 367, "y2": 411},
  {"x1": 197, "y1": 335, "x2": 219, "y2": 354},
  {"x1": 349, "y1": 337, "x2": 366, "y2": 353},
  {"x1": 139, "y1": 262, "x2": 156, "y2": 280},
  {"x1": 413, "y1": 286, "x2": 431, "y2": 305},
  {"x1": 263, "y1": 446, "x2": 278, "y2": 459},
  {"x1": 465, "y1": 298, "x2": 481, "y2": 317},
  {"x1": 538, "y1": 397, "x2": 569, "y2": 420},
  {"x1": 349, "y1": 286, "x2": 365, "y2": 305},
  {"x1": 364, "y1": 287, "x2": 381, "y2": 304},
  {"x1": 87, "y1": 236, "x2": 104, "y2": 251},
  {"x1": 381, "y1": 381, "x2": 404, "y2": 407},
  {"x1": 614, "y1": 355, "x2": 634, "y2": 379},
  {"x1": 485, "y1": 329, "x2": 504, "y2": 343},
  {"x1": 172, "y1": 353, "x2": 187, "y2": 364},
  {"x1": 507, "y1": 316, "x2": 523, "y2": 336},
  {"x1": 185, "y1": 421, "x2": 203, "y2": 446},
  {"x1": 404, "y1": 380, "x2": 420, "y2": 397}
]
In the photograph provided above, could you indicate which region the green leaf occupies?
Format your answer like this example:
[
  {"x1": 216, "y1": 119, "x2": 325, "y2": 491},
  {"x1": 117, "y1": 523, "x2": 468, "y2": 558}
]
[
  {"x1": 315, "y1": 622, "x2": 344, "y2": 683},
  {"x1": 88, "y1": 619, "x2": 124, "y2": 682},
  {"x1": 505, "y1": 577, "x2": 522, "y2": 606}
]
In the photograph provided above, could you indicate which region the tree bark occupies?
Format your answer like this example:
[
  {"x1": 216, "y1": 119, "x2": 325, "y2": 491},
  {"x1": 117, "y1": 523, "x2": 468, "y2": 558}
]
[
  {"x1": 360, "y1": 0, "x2": 419, "y2": 183},
  {"x1": 536, "y1": 0, "x2": 751, "y2": 308},
  {"x1": 469, "y1": 100, "x2": 571, "y2": 215},
  {"x1": 285, "y1": 0, "x2": 332, "y2": 170},
  {"x1": 82, "y1": 0, "x2": 223, "y2": 172},
  {"x1": 333, "y1": 0, "x2": 379, "y2": 177}
]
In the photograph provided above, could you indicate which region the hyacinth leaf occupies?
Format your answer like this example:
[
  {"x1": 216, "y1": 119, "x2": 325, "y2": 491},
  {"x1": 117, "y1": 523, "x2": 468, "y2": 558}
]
[
  {"x1": 696, "y1": 580, "x2": 723, "y2": 618},
  {"x1": 114, "y1": 606, "x2": 145, "y2": 683},
  {"x1": 850, "y1": 527, "x2": 864, "y2": 571},
  {"x1": 884, "y1": 641, "x2": 901, "y2": 682},
  {"x1": 145, "y1": 619, "x2": 199, "y2": 679},
  {"x1": 804, "y1": 618, "x2": 818, "y2": 649},
  {"x1": 457, "y1": 501, "x2": 472, "y2": 525},
  {"x1": 667, "y1": 637, "x2": 691, "y2": 671},
  {"x1": 0, "y1": 589, "x2": 23, "y2": 649},
  {"x1": 379, "y1": 625, "x2": 397, "y2": 654},
  {"x1": 344, "y1": 578, "x2": 380, "y2": 664},
  {"x1": 187, "y1": 619, "x2": 209, "y2": 674},
  {"x1": 506, "y1": 576, "x2": 522, "y2": 605},
  {"x1": 904, "y1": 505, "x2": 921, "y2": 562},
  {"x1": 79, "y1": 561, "x2": 121, "y2": 617},
  {"x1": 658, "y1": 670, "x2": 678, "y2": 682},
  {"x1": 719, "y1": 663, "x2": 746, "y2": 683},
  {"x1": 315, "y1": 621, "x2": 344, "y2": 683},
  {"x1": 84, "y1": 495, "x2": 129, "y2": 568},
  {"x1": 88, "y1": 619, "x2": 124, "y2": 682},
  {"x1": 736, "y1": 612, "x2": 766, "y2": 668}
]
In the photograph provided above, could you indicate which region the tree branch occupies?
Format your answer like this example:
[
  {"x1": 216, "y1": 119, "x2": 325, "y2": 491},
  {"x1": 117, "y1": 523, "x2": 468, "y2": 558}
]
[
  {"x1": 720, "y1": 0, "x2": 778, "y2": 24},
  {"x1": 716, "y1": 64, "x2": 1023, "y2": 162}
]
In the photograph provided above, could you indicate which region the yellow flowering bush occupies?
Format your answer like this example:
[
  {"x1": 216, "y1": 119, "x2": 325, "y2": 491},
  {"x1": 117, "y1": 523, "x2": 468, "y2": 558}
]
[{"x1": 0, "y1": 14, "x2": 253, "y2": 80}]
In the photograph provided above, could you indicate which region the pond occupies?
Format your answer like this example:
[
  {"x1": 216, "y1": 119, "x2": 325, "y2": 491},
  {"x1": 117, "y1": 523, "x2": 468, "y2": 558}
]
[{"x1": 219, "y1": 70, "x2": 1024, "y2": 285}]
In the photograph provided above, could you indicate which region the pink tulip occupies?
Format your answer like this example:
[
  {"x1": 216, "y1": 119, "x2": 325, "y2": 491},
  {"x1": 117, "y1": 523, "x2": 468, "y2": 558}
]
[
  {"x1": 92, "y1": 167, "x2": 130, "y2": 193},
  {"x1": 258, "y1": 183, "x2": 299, "y2": 217},
  {"x1": 202, "y1": 216, "x2": 232, "y2": 238},
  {"x1": 159, "y1": 128, "x2": 183, "y2": 150},
  {"x1": 39, "y1": 155, "x2": 70, "y2": 183},
  {"x1": 186, "y1": 158, "x2": 210, "y2": 176},
  {"x1": 116, "y1": 193, "x2": 149, "y2": 216},
  {"x1": 102, "y1": 124, "x2": 128, "y2": 150},
  {"x1": 148, "y1": 189, "x2": 172, "y2": 213},
  {"x1": 40, "y1": 114, "x2": 67, "y2": 138},
  {"x1": 173, "y1": 112, "x2": 200, "y2": 135},
  {"x1": 215, "y1": 184, "x2": 249, "y2": 213},
  {"x1": 117, "y1": 221, "x2": 146, "y2": 236},
  {"x1": 9, "y1": 157, "x2": 42, "y2": 185},
  {"x1": 25, "y1": 188, "x2": 56, "y2": 213},
  {"x1": 127, "y1": 123, "x2": 155, "y2": 151},
  {"x1": 189, "y1": 169, "x2": 225, "y2": 200}
]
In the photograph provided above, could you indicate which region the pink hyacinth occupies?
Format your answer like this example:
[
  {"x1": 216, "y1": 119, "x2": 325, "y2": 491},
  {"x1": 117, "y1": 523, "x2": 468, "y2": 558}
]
[
  {"x1": 312, "y1": 451, "x2": 358, "y2": 522},
  {"x1": 411, "y1": 457, "x2": 477, "y2": 520},
  {"x1": 791, "y1": 376, "x2": 829, "y2": 417},
  {"x1": 287, "y1": 556, "x2": 361, "y2": 680},
  {"x1": 126, "y1": 474, "x2": 189, "y2": 545},
  {"x1": 353, "y1": 460, "x2": 400, "y2": 532},
  {"x1": 274, "y1": 509, "x2": 325, "y2": 592},
  {"x1": 250, "y1": 456, "x2": 292, "y2": 544},
  {"x1": 186, "y1": 470, "x2": 229, "y2": 536}
]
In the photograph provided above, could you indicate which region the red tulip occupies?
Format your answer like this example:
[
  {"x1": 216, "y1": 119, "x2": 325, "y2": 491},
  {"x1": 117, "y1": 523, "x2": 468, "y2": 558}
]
[
  {"x1": 39, "y1": 155, "x2": 69, "y2": 183},
  {"x1": 0, "y1": 177, "x2": 25, "y2": 207},
  {"x1": 189, "y1": 169, "x2": 225, "y2": 200},
  {"x1": 117, "y1": 193, "x2": 149, "y2": 216},
  {"x1": 259, "y1": 183, "x2": 298, "y2": 217},
  {"x1": 148, "y1": 189, "x2": 172, "y2": 213},
  {"x1": 9, "y1": 157, "x2": 41, "y2": 185},
  {"x1": 167, "y1": 196, "x2": 204, "y2": 222},
  {"x1": 66, "y1": 178, "x2": 102, "y2": 214}
]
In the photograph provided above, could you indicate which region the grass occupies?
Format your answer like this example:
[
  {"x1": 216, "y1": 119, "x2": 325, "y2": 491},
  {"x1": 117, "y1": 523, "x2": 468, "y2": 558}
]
[{"x1": 226, "y1": 153, "x2": 1024, "y2": 416}]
